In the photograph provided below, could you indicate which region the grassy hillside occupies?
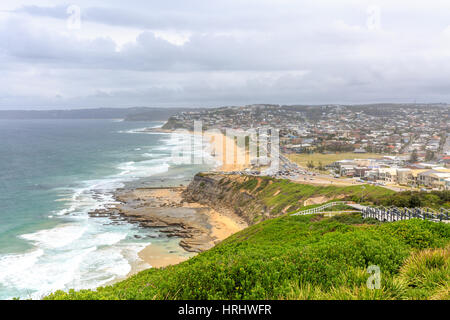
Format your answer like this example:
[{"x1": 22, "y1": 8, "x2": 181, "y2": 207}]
[
  {"x1": 221, "y1": 174, "x2": 395, "y2": 216},
  {"x1": 46, "y1": 214, "x2": 449, "y2": 300},
  {"x1": 206, "y1": 175, "x2": 448, "y2": 218},
  {"x1": 246, "y1": 177, "x2": 393, "y2": 213}
]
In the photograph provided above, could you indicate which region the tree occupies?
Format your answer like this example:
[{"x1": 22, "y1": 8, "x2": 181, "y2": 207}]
[
  {"x1": 317, "y1": 161, "x2": 325, "y2": 171},
  {"x1": 409, "y1": 149, "x2": 418, "y2": 163},
  {"x1": 307, "y1": 161, "x2": 315, "y2": 169},
  {"x1": 425, "y1": 150, "x2": 435, "y2": 162},
  {"x1": 409, "y1": 194, "x2": 421, "y2": 208}
]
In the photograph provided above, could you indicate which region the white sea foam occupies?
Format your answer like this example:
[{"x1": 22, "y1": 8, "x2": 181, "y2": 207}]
[
  {"x1": 0, "y1": 128, "x2": 213, "y2": 300},
  {"x1": 119, "y1": 122, "x2": 164, "y2": 134},
  {"x1": 20, "y1": 224, "x2": 88, "y2": 249},
  {"x1": 116, "y1": 160, "x2": 169, "y2": 178},
  {"x1": 142, "y1": 153, "x2": 155, "y2": 158},
  {"x1": 0, "y1": 249, "x2": 44, "y2": 285},
  {"x1": 94, "y1": 232, "x2": 127, "y2": 246},
  {"x1": 0, "y1": 218, "x2": 151, "y2": 299}
]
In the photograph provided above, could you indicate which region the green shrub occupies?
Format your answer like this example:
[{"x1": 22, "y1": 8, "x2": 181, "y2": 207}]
[
  {"x1": 45, "y1": 216, "x2": 450, "y2": 300},
  {"x1": 398, "y1": 246, "x2": 449, "y2": 299}
]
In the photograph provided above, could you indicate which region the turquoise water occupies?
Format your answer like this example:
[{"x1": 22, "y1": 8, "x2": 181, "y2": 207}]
[{"x1": 0, "y1": 119, "x2": 213, "y2": 299}]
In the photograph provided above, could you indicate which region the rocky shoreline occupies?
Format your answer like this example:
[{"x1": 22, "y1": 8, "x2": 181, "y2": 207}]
[
  {"x1": 89, "y1": 185, "x2": 247, "y2": 254},
  {"x1": 88, "y1": 126, "x2": 251, "y2": 266}
]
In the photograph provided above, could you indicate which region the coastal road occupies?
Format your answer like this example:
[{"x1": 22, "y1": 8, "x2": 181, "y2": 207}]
[{"x1": 279, "y1": 153, "x2": 411, "y2": 192}]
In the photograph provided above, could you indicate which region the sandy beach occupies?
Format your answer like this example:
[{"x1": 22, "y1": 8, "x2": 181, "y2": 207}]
[
  {"x1": 93, "y1": 185, "x2": 248, "y2": 270},
  {"x1": 134, "y1": 187, "x2": 247, "y2": 269},
  {"x1": 137, "y1": 238, "x2": 194, "y2": 269},
  {"x1": 136, "y1": 203, "x2": 247, "y2": 269},
  {"x1": 90, "y1": 128, "x2": 251, "y2": 271},
  {"x1": 204, "y1": 131, "x2": 251, "y2": 172},
  {"x1": 146, "y1": 127, "x2": 251, "y2": 172}
]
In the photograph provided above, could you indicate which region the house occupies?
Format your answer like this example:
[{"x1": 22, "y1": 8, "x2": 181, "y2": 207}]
[
  {"x1": 365, "y1": 169, "x2": 379, "y2": 181},
  {"x1": 445, "y1": 178, "x2": 450, "y2": 190},
  {"x1": 340, "y1": 165, "x2": 356, "y2": 177},
  {"x1": 326, "y1": 160, "x2": 355, "y2": 170},
  {"x1": 434, "y1": 172, "x2": 450, "y2": 190},
  {"x1": 396, "y1": 168, "x2": 411, "y2": 186},
  {"x1": 418, "y1": 169, "x2": 450, "y2": 189},
  {"x1": 440, "y1": 156, "x2": 450, "y2": 168},
  {"x1": 407, "y1": 169, "x2": 429, "y2": 187},
  {"x1": 354, "y1": 166, "x2": 370, "y2": 178},
  {"x1": 378, "y1": 168, "x2": 398, "y2": 184}
]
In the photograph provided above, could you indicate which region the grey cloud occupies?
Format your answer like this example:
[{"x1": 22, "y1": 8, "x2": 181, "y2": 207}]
[
  {"x1": 14, "y1": 1, "x2": 317, "y2": 32},
  {"x1": 2, "y1": 0, "x2": 450, "y2": 108}
]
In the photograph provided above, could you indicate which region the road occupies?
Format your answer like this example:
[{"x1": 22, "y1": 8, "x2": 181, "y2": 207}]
[{"x1": 277, "y1": 154, "x2": 411, "y2": 191}]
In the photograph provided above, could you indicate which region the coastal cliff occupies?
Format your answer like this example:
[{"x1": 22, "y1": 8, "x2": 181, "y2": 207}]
[
  {"x1": 93, "y1": 187, "x2": 247, "y2": 254},
  {"x1": 47, "y1": 175, "x2": 450, "y2": 300},
  {"x1": 161, "y1": 117, "x2": 194, "y2": 131},
  {"x1": 183, "y1": 173, "x2": 283, "y2": 225},
  {"x1": 183, "y1": 172, "x2": 398, "y2": 225}
]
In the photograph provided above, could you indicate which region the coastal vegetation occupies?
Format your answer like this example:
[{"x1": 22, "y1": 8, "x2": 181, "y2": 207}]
[
  {"x1": 239, "y1": 176, "x2": 394, "y2": 214},
  {"x1": 45, "y1": 173, "x2": 449, "y2": 300},
  {"x1": 186, "y1": 174, "x2": 449, "y2": 229},
  {"x1": 373, "y1": 190, "x2": 450, "y2": 209},
  {"x1": 46, "y1": 214, "x2": 449, "y2": 300}
]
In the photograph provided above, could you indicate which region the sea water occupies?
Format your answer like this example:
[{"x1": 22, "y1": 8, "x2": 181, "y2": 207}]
[{"x1": 0, "y1": 119, "x2": 214, "y2": 300}]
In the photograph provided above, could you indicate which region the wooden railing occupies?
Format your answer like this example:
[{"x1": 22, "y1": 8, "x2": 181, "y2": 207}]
[
  {"x1": 293, "y1": 201, "x2": 450, "y2": 223},
  {"x1": 292, "y1": 201, "x2": 350, "y2": 216},
  {"x1": 360, "y1": 206, "x2": 450, "y2": 223}
]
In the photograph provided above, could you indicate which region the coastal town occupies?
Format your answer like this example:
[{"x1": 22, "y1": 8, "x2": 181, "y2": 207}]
[
  {"x1": 3, "y1": 0, "x2": 450, "y2": 304},
  {"x1": 163, "y1": 104, "x2": 450, "y2": 191}
]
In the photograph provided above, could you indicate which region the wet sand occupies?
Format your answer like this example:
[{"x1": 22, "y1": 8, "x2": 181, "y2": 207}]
[
  {"x1": 92, "y1": 187, "x2": 248, "y2": 269},
  {"x1": 146, "y1": 127, "x2": 251, "y2": 172},
  {"x1": 138, "y1": 238, "x2": 194, "y2": 269},
  {"x1": 204, "y1": 131, "x2": 251, "y2": 172},
  {"x1": 92, "y1": 127, "x2": 250, "y2": 270}
]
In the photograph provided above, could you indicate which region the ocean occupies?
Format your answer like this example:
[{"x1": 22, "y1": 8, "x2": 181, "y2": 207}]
[{"x1": 0, "y1": 119, "x2": 214, "y2": 300}]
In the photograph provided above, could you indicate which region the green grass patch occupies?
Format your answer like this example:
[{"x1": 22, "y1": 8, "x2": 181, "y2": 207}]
[
  {"x1": 238, "y1": 176, "x2": 394, "y2": 215},
  {"x1": 46, "y1": 216, "x2": 450, "y2": 300},
  {"x1": 287, "y1": 152, "x2": 384, "y2": 168}
]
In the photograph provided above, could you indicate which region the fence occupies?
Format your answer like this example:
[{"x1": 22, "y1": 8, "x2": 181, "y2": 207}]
[
  {"x1": 292, "y1": 201, "x2": 450, "y2": 223},
  {"x1": 361, "y1": 206, "x2": 450, "y2": 223},
  {"x1": 292, "y1": 201, "x2": 350, "y2": 216}
]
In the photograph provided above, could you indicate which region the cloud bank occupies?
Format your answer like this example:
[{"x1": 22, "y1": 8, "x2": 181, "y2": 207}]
[{"x1": 1, "y1": 0, "x2": 450, "y2": 109}]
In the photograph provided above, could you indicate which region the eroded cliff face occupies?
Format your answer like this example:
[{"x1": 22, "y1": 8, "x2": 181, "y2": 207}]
[{"x1": 183, "y1": 173, "x2": 272, "y2": 225}]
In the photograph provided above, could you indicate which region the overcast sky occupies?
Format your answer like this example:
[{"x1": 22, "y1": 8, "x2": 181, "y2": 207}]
[{"x1": 2, "y1": 0, "x2": 450, "y2": 109}]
